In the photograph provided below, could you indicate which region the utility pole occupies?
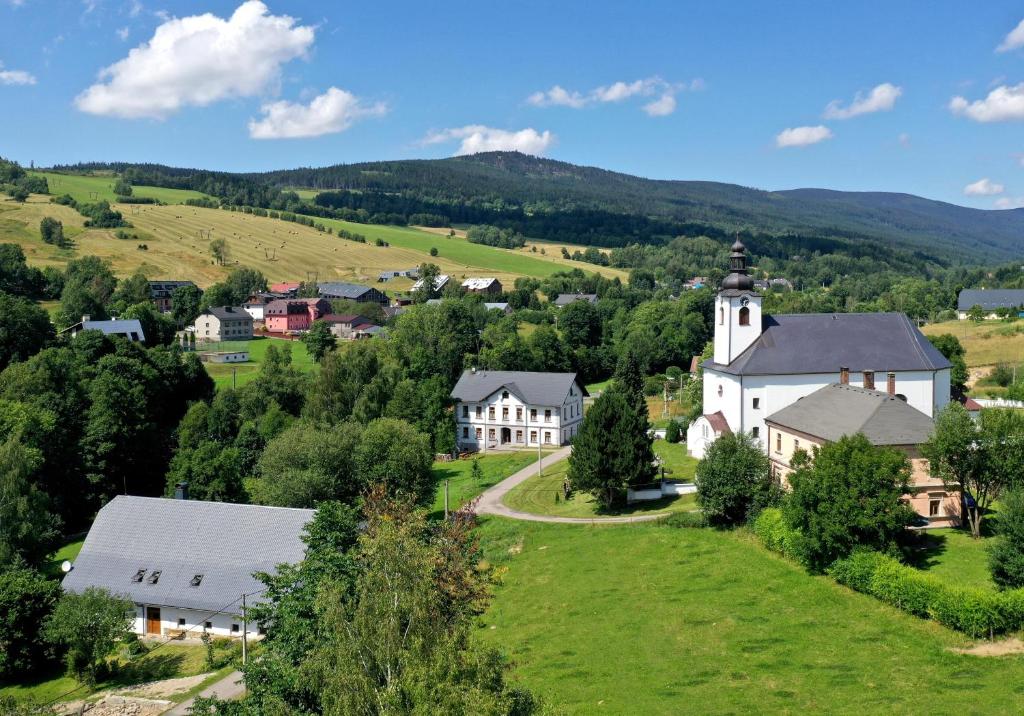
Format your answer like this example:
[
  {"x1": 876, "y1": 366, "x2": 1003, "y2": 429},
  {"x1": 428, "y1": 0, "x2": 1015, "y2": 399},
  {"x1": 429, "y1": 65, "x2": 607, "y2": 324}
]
[
  {"x1": 444, "y1": 480, "x2": 450, "y2": 520},
  {"x1": 241, "y1": 593, "x2": 247, "y2": 665},
  {"x1": 232, "y1": 366, "x2": 237, "y2": 390}
]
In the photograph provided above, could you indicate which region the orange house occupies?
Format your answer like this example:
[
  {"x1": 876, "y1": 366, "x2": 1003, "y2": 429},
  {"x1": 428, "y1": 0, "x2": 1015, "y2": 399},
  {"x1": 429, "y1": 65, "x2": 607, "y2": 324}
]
[{"x1": 264, "y1": 298, "x2": 331, "y2": 333}]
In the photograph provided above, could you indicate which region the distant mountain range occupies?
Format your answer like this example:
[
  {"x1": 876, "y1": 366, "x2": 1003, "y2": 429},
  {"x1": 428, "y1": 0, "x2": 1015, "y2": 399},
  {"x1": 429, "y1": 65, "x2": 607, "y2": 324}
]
[{"x1": 256, "y1": 152, "x2": 1024, "y2": 263}]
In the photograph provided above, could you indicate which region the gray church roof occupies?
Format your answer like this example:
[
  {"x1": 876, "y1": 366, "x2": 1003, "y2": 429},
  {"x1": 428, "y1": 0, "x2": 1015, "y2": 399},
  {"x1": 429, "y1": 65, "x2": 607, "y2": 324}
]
[
  {"x1": 450, "y1": 370, "x2": 586, "y2": 406},
  {"x1": 765, "y1": 383, "x2": 936, "y2": 445},
  {"x1": 957, "y1": 289, "x2": 1024, "y2": 311},
  {"x1": 62, "y1": 496, "x2": 313, "y2": 613},
  {"x1": 706, "y1": 312, "x2": 950, "y2": 376}
]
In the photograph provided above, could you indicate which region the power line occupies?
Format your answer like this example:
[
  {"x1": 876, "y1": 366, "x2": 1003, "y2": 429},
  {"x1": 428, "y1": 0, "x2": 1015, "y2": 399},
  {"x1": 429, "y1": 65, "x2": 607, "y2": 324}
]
[{"x1": 41, "y1": 588, "x2": 266, "y2": 709}]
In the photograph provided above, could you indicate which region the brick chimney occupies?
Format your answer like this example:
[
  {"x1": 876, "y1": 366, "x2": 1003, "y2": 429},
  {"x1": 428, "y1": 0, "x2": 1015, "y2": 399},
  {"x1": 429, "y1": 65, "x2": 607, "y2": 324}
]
[
  {"x1": 839, "y1": 366, "x2": 849, "y2": 385},
  {"x1": 863, "y1": 370, "x2": 875, "y2": 390},
  {"x1": 887, "y1": 371, "x2": 896, "y2": 397}
]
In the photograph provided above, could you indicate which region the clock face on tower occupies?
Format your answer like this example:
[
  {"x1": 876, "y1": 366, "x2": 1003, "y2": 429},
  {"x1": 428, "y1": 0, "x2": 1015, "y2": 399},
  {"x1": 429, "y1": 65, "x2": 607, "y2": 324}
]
[{"x1": 740, "y1": 297, "x2": 749, "y2": 307}]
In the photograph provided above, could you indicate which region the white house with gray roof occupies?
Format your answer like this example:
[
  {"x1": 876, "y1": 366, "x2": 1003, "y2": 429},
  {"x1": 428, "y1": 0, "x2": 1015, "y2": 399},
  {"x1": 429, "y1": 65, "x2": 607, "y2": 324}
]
[
  {"x1": 65, "y1": 316, "x2": 146, "y2": 343},
  {"x1": 687, "y1": 240, "x2": 951, "y2": 458},
  {"x1": 191, "y1": 306, "x2": 253, "y2": 342},
  {"x1": 957, "y1": 289, "x2": 1024, "y2": 320},
  {"x1": 62, "y1": 495, "x2": 313, "y2": 639},
  {"x1": 450, "y1": 370, "x2": 587, "y2": 451}
]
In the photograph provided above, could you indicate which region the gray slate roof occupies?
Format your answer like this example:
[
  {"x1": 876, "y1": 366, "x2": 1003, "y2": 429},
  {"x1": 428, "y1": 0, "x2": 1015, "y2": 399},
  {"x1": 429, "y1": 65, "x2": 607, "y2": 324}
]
[
  {"x1": 553, "y1": 293, "x2": 598, "y2": 306},
  {"x1": 82, "y1": 319, "x2": 146, "y2": 342},
  {"x1": 204, "y1": 306, "x2": 252, "y2": 321},
  {"x1": 450, "y1": 370, "x2": 586, "y2": 405},
  {"x1": 63, "y1": 496, "x2": 313, "y2": 612},
  {"x1": 706, "y1": 313, "x2": 950, "y2": 375},
  {"x1": 765, "y1": 383, "x2": 936, "y2": 445},
  {"x1": 957, "y1": 289, "x2": 1024, "y2": 311},
  {"x1": 317, "y1": 281, "x2": 374, "y2": 299}
]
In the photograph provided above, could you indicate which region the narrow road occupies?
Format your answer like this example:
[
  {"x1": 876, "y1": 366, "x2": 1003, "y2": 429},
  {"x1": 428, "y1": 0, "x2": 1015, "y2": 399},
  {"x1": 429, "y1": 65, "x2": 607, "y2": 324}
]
[
  {"x1": 164, "y1": 670, "x2": 244, "y2": 715},
  {"x1": 476, "y1": 446, "x2": 668, "y2": 524}
]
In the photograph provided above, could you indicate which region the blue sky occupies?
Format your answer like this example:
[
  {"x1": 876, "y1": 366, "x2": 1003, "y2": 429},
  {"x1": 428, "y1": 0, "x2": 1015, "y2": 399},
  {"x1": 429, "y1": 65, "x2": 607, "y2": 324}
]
[{"x1": 3, "y1": 1, "x2": 1024, "y2": 208}]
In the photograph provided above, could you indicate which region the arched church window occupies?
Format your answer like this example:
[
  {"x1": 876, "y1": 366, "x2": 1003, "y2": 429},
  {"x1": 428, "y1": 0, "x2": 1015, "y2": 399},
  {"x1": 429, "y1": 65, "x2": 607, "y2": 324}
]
[
  {"x1": 738, "y1": 306, "x2": 750, "y2": 326},
  {"x1": 719, "y1": 307, "x2": 724, "y2": 325},
  {"x1": 717, "y1": 384, "x2": 723, "y2": 397}
]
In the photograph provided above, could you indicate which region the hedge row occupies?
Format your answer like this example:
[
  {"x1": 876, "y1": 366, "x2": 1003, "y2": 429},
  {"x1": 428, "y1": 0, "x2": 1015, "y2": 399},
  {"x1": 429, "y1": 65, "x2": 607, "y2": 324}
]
[
  {"x1": 828, "y1": 550, "x2": 1024, "y2": 638},
  {"x1": 752, "y1": 509, "x2": 1024, "y2": 638}
]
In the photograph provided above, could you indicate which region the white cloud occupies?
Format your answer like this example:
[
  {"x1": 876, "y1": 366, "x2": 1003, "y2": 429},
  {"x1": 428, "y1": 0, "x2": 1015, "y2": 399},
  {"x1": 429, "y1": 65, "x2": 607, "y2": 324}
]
[
  {"x1": 116, "y1": 26, "x2": 130, "y2": 40},
  {"x1": 997, "y1": 19, "x2": 1024, "y2": 52},
  {"x1": 0, "y1": 61, "x2": 36, "y2": 86},
  {"x1": 527, "y1": 75, "x2": 698, "y2": 116},
  {"x1": 823, "y1": 82, "x2": 902, "y2": 119},
  {"x1": 643, "y1": 93, "x2": 676, "y2": 117},
  {"x1": 950, "y1": 83, "x2": 1024, "y2": 122},
  {"x1": 964, "y1": 178, "x2": 1005, "y2": 196},
  {"x1": 248, "y1": 86, "x2": 386, "y2": 139},
  {"x1": 995, "y1": 196, "x2": 1024, "y2": 209},
  {"x1": 128, "y1": 0, "x2": 143, "y2": 17},
  {"x1": 775, "y1": 125, "x2": 833, "y2": 148},
  {"x1": 75, "y1": 0, "x2": 315, "y2": 119},
  {"x1": 423, "y1": 125, "x2": 555, "y2": 156},
  {"x1": 527, "y1": 85, "x2": 586, "y2": 109}
]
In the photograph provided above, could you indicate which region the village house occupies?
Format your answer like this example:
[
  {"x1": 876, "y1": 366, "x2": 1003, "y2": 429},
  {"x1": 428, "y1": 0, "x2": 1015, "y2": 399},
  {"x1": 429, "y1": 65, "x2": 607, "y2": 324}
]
[
  {"x1": 148, "y1": 281, "x2": 197, "y2": 313},
  {"x1": 450, "y1": 370, "x2": 587, "y2": 451},
  {"x1": 191, "y1": 306, "x2": 254, "y2": 342},
  {"x1": 317, "y1": 281, "x2": 389, "y2": 306},
  {"x1": 269, "y1": 282, "x2": 300, "y2": 296},
  {"x1": 957, "y1": 288, "x2": 1024, "y2": 320},
  {"x1": 377, "y1": 268, "x2": 418, "y2": 282},
  {"x1": 462, "y1": 277, "x2": 503, "y2": 294},
  {"x1": 241, "y1": 292, "x2": 286, "y2": 321},
  {"x1": 321, "y1": 313, "x2": 380, "y2": 340},
  {"x1": 484, "y1": 302, "x2": 512, "y2": 315},
  {"x1": 65, "y1": 316, "x2": 146, "y2": 343},
  {"x1": 687, "y1": 240, "x2": 951, "y2": 458},
  {"x1": 553, "y1": 293, "x2": 598, "y2": 307},
  {"x1": 411, "y1": 274, "x2": 450, "y2": 294},
  {"x1": 764, "y1": 383, "x2": 961, "y2": 528},
  {"x1": 62, "y1": 492, "x2": 313, "y2": 638},
  {"x1": 265, "y1": 298, "x2": 331, "y2": 333}
]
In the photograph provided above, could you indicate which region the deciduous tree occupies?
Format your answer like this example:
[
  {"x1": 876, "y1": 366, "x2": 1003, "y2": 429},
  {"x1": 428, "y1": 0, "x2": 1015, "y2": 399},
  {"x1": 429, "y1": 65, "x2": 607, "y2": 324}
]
[{"x1": 45, "y1": 587, "x2": 134, "y2": 683}]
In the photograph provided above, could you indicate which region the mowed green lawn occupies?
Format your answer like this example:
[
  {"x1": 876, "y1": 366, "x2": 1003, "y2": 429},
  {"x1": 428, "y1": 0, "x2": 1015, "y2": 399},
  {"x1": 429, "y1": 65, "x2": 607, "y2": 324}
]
[
  {"x1": 652, "y1": 440, "x2": 698, "y2": 481},
  {"x1": 502, "y1": 459, "x2": 696, "y2": 518},
  {"x1": 476, "y1": 518, "x2": 1024, "y2": 714},
  {"x1": 429, "y1": 451, "x2": 540, "y2": 519},
  {"x1": 913, "y1": 528, "x2": 997, "y2": 589},
  {"x1": 30, "y1": 172, "x2": 208, "y2": 205},
  {"x1": 202, "y1": 336, "x2": 315, "y2": 390}
]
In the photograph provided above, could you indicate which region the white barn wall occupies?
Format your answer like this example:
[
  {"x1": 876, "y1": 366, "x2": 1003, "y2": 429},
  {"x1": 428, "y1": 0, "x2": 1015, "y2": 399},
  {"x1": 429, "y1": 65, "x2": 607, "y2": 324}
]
[{"x1": 133, "y1": 603, "x2": 261, "y2": 638}]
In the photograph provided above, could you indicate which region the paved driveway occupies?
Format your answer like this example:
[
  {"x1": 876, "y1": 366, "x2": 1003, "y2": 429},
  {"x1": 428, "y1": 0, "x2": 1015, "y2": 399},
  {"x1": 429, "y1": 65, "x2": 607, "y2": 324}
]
[{"x1": 476, "y1": 446, "x2": 669, "y2": 524}]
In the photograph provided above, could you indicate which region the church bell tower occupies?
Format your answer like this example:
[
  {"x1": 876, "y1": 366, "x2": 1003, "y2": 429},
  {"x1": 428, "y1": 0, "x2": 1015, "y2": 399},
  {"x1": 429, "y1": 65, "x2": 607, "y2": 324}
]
[{"x1": 713, "y1": 239, "x2": 763, "y2": 365}]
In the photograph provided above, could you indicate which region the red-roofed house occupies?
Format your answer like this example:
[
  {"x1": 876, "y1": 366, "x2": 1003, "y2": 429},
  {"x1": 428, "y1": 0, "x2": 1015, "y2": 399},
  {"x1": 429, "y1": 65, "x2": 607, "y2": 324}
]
[
  {"x1": 270, "y1": 282, "x2": 301, "y2": 296},
  {"x1": 265, "y1": 298, "x2": 331, "y2": 332}
]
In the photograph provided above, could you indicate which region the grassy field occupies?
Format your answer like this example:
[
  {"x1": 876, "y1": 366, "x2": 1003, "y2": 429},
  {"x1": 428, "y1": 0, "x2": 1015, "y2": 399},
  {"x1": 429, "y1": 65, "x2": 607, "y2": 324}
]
[
  {"x1": 921, "y1": 318, "x2": 1024, "y2": 368},
  {"x1": 652, "y1": 439, "x2": 698, "y2": 481},
  {"x1": 502, "y1": 459, "x2": 696, "y2": 518},
  {"x1": 43, "y1": 538, "x2": 85, "y2": 578},
  {"x1": 913, "y1": 528, "x2": 996, "y2": 589},
  {"x1": 1, "y1": 192, "x2": 622, "y2": 288},
  {"x1": 647, "y1": 393, "x2": 689, "y2": 428},
  {"x1": 30, "y1": 172, "x2": 208, "y2": 205},
  {"x1": 476, "y1": 518, "x2": 1024, "y2": 714},
  {"x1": 0, "y1": 642, "x2": 230, "y2": 705},
  {"x1": 200, "y1": 336, "x2": 315, "y2": 390},
  {"x1": 429, "y1": 451, "x2": 541, "y2": 519}
]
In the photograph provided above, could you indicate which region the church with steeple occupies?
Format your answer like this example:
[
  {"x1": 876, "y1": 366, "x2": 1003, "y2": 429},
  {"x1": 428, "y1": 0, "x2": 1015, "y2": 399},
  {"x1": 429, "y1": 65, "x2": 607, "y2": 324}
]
[{"x1": 686, "y1": 240, "x2": 952, "y2": 458}]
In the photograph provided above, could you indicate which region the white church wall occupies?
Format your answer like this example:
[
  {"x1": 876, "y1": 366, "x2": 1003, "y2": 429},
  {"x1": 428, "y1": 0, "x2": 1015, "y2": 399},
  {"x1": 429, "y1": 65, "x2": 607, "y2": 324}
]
[{"x1": 701, "y1": 368, "x2": 743, "y2": 430}]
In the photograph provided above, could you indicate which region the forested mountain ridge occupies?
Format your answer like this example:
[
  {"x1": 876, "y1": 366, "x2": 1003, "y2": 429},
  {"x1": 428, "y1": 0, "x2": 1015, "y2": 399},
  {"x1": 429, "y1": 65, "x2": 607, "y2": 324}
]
[{"x1": 256, "y1": 152, "x2": 1024, "y2": 262}]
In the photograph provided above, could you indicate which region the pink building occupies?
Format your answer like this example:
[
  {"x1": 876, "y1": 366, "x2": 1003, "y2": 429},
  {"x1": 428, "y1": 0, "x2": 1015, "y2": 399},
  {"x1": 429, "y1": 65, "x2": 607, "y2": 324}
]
[{"x1": 264, "y1": 298, "x2": 331, "y2": 333}]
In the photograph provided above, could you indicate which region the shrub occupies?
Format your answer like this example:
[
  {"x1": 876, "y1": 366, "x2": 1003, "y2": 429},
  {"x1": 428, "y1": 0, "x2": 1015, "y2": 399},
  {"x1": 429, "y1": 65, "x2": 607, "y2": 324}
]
[
  {"x1": 990, "y1": 488, "x2": 1024, "y2": 589},
  {"x1": 662, "y1": 511, "x2": 707, "y2": 529},
  {"x1": 753, "y1": 508, "x2": 800, "y2": 560},
  {"x1": 643, "y1": 375, "x2": 664, "y2": 397},
  {"x1": 829, "y1": 550, "x2": 1024, "y2": 638},
  {"x1": 695, "y1": 432, "x2": 777, "y2": 527},
  {"x1": 429, "y1": 247, "x2": 438, "y2": 257},
  {"x1": 664, "y1": 419, "x2": 681, "y2": 444},
  {"x1": 990, "y1": 364, "x2": 1015, "y2": 387}
]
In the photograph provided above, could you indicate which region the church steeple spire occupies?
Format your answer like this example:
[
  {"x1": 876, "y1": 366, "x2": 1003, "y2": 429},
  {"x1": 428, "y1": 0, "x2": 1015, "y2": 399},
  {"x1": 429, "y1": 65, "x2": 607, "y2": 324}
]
[{"x1": 721, "y1": 236, "x2": 754, "y2": 291}]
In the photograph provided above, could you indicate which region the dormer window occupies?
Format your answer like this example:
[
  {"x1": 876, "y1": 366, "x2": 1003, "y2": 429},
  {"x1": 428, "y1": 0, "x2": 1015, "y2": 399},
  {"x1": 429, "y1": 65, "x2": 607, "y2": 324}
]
[
  {"x1": 190, "y1": 574, "x2": 203, "y2": 587},
  {"x1": 502, "y1": 391, "x2": 509, "y2": 400},
  {"x1": 132, "y1": 569, "x2": 146, "y2": 583},
  {"x1": 147, "y1": 570, "x2": 162, "y2": 585}
]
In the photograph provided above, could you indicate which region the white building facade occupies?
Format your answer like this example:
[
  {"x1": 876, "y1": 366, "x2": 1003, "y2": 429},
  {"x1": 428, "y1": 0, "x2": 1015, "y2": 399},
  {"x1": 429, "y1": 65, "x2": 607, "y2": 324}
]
[
  {"x1": 450, "y1": 371, "x2": 586, "y2": 451},
  {"x1": 687, "y1": 240, "x2": 951, "y2": 458}
]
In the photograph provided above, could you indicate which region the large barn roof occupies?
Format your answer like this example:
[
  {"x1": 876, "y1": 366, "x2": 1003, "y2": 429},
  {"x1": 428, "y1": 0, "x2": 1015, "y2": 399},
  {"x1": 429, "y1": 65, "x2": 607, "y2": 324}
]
[
  {"x1": 62, "y1": 496, "x2": 313, "y2": 613},
  {"x1": 706, "y1": 312, "x2": 950, "y2": 376},
  {"x1": 957, "y1": 289, "x2": 1024, "y2": 311}
]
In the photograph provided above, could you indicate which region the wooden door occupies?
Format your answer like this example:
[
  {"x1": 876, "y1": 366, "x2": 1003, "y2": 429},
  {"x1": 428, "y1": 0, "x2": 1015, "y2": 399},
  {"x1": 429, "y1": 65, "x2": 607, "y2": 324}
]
[{"x1": 146, "y1": 606, "x2": 161, "y2": 635}]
